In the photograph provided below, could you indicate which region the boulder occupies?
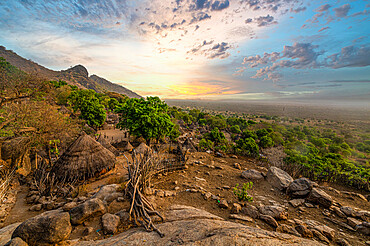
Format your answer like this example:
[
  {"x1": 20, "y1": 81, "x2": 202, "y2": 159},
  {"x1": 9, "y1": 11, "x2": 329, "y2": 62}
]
[
  {"x1": 276, "y1": 224, "x2": 300, "y2": 237},
  {"x1": 101, "y1": 213, "x2": 120, "y2": 234},
  {"x1": 91, "y1": 184, "x2": 121, "y2": 202},
  {"x1": 231, "y1": 203, "x2": 242, "y2": 214},
  {"x1": 266, "y1": 167, "x2": 293, "y2": 190},
  {"x1": 259, "y1": 214, "x2": 278, "y2": 228},
  {"x1": 340, "y1": 206, "x2": 356, "y2": 217},
  {"x1": 219, "y1": 199, "x2": 229, "y2": 209},
  {"x1": 0, "y1": 223, "x2": 21, "y2": 246},
  {"x1": 6, "y1": 237, "x2": 28, "y2": 246},
  {"x1": 69, "y1": 198, "x2": 106, "y2": 225},
  {"x1": 229, "y1": 214, "x2": 254, "y2": 222},
  {"x1": 307, "y1": 188, "x2": 333, "y2": 208},
  {"x1": 63, "y1": 202, "x2": 78, "y2": 212},
  {"x1": 295, "y1": 224, "x2": 313, "y2": 238},
  {"x1": 241, "y1": 169, "x2": 264, "y2": 180},
  {"x1": 241, "y1": 204, "x2": 260, "y2": 219},
  {"x1": 259, "y1": 205, "x2": 288, "y2": 220},
  {"x1": 12, "y1": 210, "x2": 72, "y2": 246},
  {"x1": 356, "y1": 222, "x2": 370, "y2": 235},
  {"x1": 311, "y1": 229, "x2": 330, "y2": 244},
  {"x1": 347, "y1": 217, "x2": 362, "y2": 228},
  {"x1": 289, "y1": 199, "x2": 305, "y2": 208},
  {"x1": 115, "y1": 210, "x2": 130, "y2": 224},
  {"x1": 73, "y1": 205, "x2": 324, "y2": 246},
  {"x1": 286, "y1": 178, "x2": 313, "y2": 198}
]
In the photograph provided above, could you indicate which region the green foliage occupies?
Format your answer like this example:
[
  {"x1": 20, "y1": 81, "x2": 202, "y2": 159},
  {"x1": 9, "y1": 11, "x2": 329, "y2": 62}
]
[
  {"x1": 233, "y1": 182, "x2": 253, "y2": 202},
  {"x1": 242, "y1": 129, "x2": 257, "y2": 140},
  {"x1": 116, "y1": 96, "x2": 175, "y2": 143},
  {"x1": 68, "y1": 89, "x2": 106, "y2": 128},
  {"x1": 199, "y1": 138, "x2": 214, "y2": 151},
  {"x1": 259, "y1": 136, "x2": 274, "y2": 148},
  {"x1": 235, "y1": 137, "x2": 259, "y2": 157},
  {"x1": 230, "y1": 125, "x2": 241, "y2": 134},
  {"x1": 49, "y1": 80, "x2": 67, "y2": 88},
  {"x1": 107, "y1": 98, "x2": 119, "y2": 111}
]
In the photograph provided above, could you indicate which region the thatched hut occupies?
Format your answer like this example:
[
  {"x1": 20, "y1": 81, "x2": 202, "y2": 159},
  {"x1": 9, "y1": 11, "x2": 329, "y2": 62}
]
[
  {"x1": 124, "y1": 142, "x2": 134, "y2": 152},
  {"x1": 51, "y1": 132, "x2": 116, "y2": 181},
  {"x1": 97, "y1": 134, "x2": 120, "y2": 156},
  {"x1": 134, "y1": 142, "x2": 151, "y2": 154}
]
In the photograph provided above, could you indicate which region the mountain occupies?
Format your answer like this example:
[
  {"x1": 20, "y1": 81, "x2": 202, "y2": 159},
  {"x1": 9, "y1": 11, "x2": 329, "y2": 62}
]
[{"x1": 0, "y1": 46, "x2": 141, "y2": 98}]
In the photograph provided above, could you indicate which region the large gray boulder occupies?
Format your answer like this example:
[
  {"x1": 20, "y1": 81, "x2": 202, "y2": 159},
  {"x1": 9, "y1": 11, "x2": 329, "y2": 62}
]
[
  {"x1": 91, "y1": 184, "x2": 122, "y2": 202},
  {"x1": 11, "y1": 210, "x2": 72, "y2": 246},
  {"x1": 101, "y1": 213, "x2": 120, "y2": 234},
  {"x1": 286, "y1": 178, "x2": 313, "y2": 198},
  {"x1": 241, "y1": 169, "x2": 264, "y2": 180},
  {"x1": 69, "y1": 198, "x2": 106, "y2": 225},
  {"x1": 240, "y1": 204, "x2": 260, "y2": 219},
  {"x1": 307, "y1": 188, "x2": 333, "y2": 208},
  {"x1": 266, "y1": 167, "x2": 293, "y2": 190},
  {"x1": 259, "y1": 205, "x2": 288, "y2": 220},
  {"x1": 73, "y1": 205, "x2": 323, "y2": 246}
]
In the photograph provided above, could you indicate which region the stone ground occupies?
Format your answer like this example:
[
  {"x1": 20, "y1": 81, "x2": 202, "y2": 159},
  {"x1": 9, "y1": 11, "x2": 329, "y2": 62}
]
[{"x1": 0, "y1": 150, "x2": 369, "y2": 245}]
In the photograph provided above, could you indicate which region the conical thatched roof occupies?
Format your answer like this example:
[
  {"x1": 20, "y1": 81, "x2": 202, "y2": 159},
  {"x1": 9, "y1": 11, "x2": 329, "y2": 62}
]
[
  {"x1": 134, "y1": 142, "x2": 151, "y2": 154},
  {"x1": 97, "y1": 134, "x2": 120, "y2": 156},
  {"x1": 51, "y1": 132, "x2": 116, "y2": 181},
  {"x1": 124, "y1": 142, "x2": 134, "y2": 152}
]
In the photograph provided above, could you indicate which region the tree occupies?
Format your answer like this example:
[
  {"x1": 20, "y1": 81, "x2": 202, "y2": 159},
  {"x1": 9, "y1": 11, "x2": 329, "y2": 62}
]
[
  {"x1": 235, "y1": 137, "x2": 259, "y2": 157},
  {"x1": 116, "y1": 96, "x2": 175, "y2": 144},
  {"x1": 68, "y1": 89, "x2": 106, "y2": 128}
]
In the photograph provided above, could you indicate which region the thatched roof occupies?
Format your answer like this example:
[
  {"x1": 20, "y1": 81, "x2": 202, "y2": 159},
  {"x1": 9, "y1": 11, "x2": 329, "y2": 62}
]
[
  {"x1": 134, "y1": 142, "x2": 151, "y2": 154},
  {"x1": 124, "y1": 142, "x2": 134, "y2": 152},
  {"x1": 51, "y1": 132, "x2": 116, "y2": 181},
  {"x1": 97, "y1": 134, "x2": 120, "y2": 156}
]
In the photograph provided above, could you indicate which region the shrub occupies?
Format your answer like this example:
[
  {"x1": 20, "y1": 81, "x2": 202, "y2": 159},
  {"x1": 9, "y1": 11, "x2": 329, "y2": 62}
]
[
  {"x1": 235, "y1": 137, "x2": 259, "y2": 157},
  {"x1": 199, "y1": 138, "x2": 214, "y2": 151},
  {"x1": 259, "y1": 136, "x2": 274, "y2": 148},
  {"x1": 233, "y1": 182, "x2": 253, "y2": 202}
]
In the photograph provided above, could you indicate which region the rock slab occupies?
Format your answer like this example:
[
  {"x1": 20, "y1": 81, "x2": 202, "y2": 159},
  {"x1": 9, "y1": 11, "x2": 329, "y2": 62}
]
[{"x1": 12, "y1": 210, "x2": 72, "y2": 246}]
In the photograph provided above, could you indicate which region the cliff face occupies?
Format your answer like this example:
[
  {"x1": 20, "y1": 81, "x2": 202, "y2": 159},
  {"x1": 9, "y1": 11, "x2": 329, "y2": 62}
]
[{"x1": 0, "y1": 46, "x2": 141, "y2": 98}]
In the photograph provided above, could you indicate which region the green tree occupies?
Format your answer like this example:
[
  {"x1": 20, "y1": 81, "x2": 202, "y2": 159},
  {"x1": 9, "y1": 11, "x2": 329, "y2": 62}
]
[
  {"x1": 116, "y1": 96, "x2": 175, "y2": 144},
  {"x1": 235, "y1": 137, "x2": 259, "y2": 157},
  {"x1": 69, "y1": 89, "x2": 106, "y2": 128},
  {"x1": 259, "y1": 136, "x2": 274, "y2": 148}
]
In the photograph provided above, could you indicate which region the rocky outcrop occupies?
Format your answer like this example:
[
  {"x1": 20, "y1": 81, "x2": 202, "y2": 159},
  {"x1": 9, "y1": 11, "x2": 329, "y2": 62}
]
[
  {"x1": 266, "y1": 167, "x2": 293, "y2": 190},
  {"x1": 241, "y1": 169, "x2": 264, "y2": 180},
  {"x1": 69, "y1": 198, "x2": 106, "y2": 225},
  {"x1": 0, "y1": 223, "x2": 21, "y2": 246},
  {"x1": 101, "y1": 213, "x2": 120, "y2": 234},
  {"x1": 286, "y1": 178, "x2": 313, "y2": 198},
  {"x1": 72, "y1": 205, "x2": 323, "y2": 246},
  {"x1": 259, "y1": 205, "x2": 288, "y2": 220},
  {"x1": 307, "y1": 188, "x2": 333, "y2": 208},
  {"x1": 12, "y1": 210, "x2": 72, "y2": 246},
  {"x1": 6, "y1": 237, "x2": 28, "y2": 246}
]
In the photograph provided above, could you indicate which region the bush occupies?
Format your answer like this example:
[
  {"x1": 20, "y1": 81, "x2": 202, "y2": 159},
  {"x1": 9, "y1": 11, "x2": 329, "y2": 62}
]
[
  {"x1": 259, "y1": 136, "x2": 274, "y2": 148},
  {"x1": 233, "y1": 182, "x2": 253, "y2": 202},
  {"x1": 199, "y1": 138, "x2": 214, "y2": 151},
  {"x1": 235, "y1": 137, "x2": 259, "y2": 157}
]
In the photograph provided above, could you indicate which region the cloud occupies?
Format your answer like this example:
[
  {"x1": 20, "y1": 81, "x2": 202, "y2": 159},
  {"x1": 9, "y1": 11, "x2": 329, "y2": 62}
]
[
  {"x1": 318, "y1": 26, "x2": 330, "y2": 32},
  {"x1": 189, "y1": 0, "x2": 230, "y2": 11},
  {"x1": 188, "y1": 41, "x2": 230, "y2": 59},
  {"x1": 290, "y1": 6, "x2": 306, "y2": 13},
  {"x1": 326, "y1": 45, "x2": 370, "y2": 68},
  {"x1": 211, "y1": 0, "x2": 230, "y2": 11},
  {"x1": 328, "y1": 79, "x2": 370, "y2": 83},
  {"x1": 315, "y1": 4, "x2": 331, "y2": 12},
  {"x1": 240, "y1": 42, "x2": 323, "y2": 80},
  {"x1": 254, "y1": 14, "x2": 277, "y2": 27},
  {"x1": 333, "y1": 4, "x2": 351, "y2": 18},
  {"x1": 240, "y1": 42, "x2": 370, "y2": 81}
]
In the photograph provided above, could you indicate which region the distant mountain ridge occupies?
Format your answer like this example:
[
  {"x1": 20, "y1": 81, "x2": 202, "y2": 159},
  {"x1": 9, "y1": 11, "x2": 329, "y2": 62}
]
[{"x1": 0, "y1": 46, "x2": 141, "y2": 98}]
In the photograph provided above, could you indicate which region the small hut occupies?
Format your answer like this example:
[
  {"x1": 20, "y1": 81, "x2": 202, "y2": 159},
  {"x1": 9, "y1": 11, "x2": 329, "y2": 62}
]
[
  {"x1": 51, "y1": 132, "x2": 116, "y2": 181},
  {"x1": 134, "y1": 142, "x2": 151, "y2": 154},
  {"x1": 124, "y1": 142, "x2": 134, "y2": 152},
  {"x1": 97, "y1": 134, "x2": 120, "y2": 156}
]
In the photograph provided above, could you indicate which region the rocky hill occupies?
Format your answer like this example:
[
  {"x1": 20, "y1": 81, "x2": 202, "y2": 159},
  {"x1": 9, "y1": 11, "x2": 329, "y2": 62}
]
[{"x1": 0, "y1": 46, "x2": 141, "y2": 98}]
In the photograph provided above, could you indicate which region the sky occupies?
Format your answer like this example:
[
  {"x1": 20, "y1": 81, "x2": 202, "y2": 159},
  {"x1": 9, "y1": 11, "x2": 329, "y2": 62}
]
[{"x1": 0, "y1": 0, "x2": 369, "y2": 102}]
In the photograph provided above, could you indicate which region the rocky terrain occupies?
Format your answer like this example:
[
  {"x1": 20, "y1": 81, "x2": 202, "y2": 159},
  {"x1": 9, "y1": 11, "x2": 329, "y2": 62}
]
[
  {"x1": 0, "y1": 151, "x2": 369, "y2": 246},
  {"x1": 0, "y1": 46, "x2": 141, "y2": 98}
]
